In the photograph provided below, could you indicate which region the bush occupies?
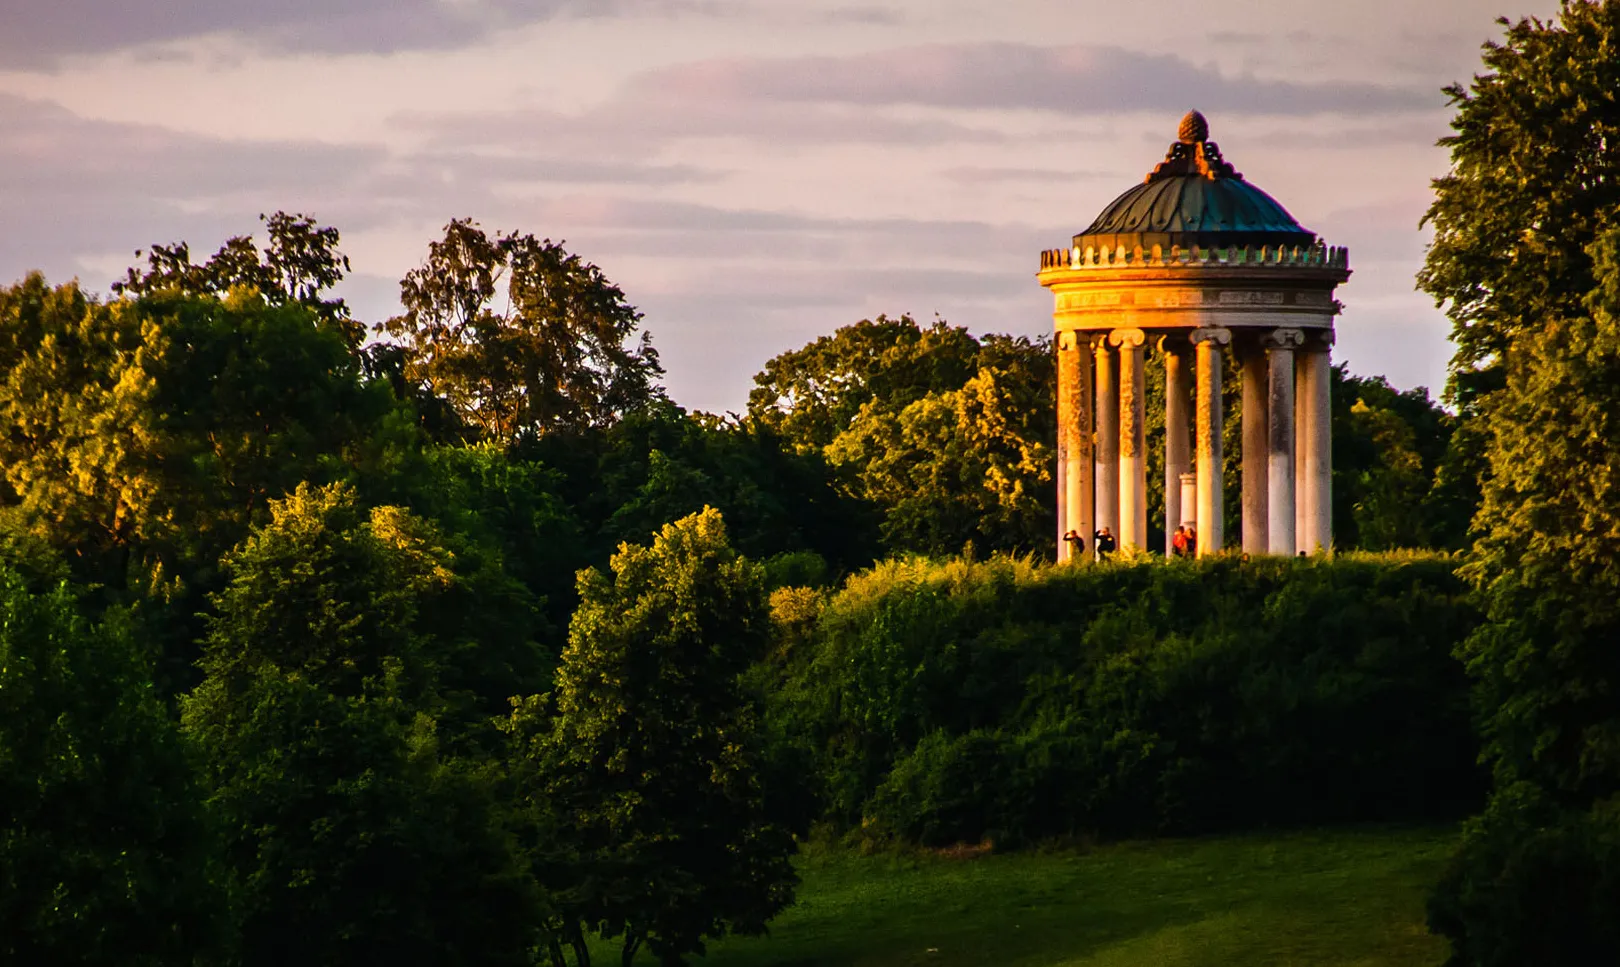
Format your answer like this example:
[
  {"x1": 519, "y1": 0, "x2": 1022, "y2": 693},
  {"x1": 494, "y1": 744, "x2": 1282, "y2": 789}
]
[
  {"x1": 1429, "y1": 784, "x2": 1620, "y2": 966},
  {"x1": 768, "y1": 553, "x2": 1483, "y2": 845}
]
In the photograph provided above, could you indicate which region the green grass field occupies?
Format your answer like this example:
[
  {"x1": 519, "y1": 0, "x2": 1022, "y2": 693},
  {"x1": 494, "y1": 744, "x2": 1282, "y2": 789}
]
[{"x1": 690, "y1": 827, "x2": 1456, "y2": 967}]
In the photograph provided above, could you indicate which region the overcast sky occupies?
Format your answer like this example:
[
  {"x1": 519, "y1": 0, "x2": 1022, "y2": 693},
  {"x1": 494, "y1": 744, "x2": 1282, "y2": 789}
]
[{"x1": 0, "y1": 0, "x2": 1561, "y2": 412}]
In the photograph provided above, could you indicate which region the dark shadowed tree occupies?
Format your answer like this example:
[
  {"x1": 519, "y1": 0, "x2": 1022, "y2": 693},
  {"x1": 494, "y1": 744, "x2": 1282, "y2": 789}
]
[
  {"x1": 183, "y1": 483, "x2": 539, "y2": 967},
  {"x1": 0, "y1": 571, "x2": 226, "y2": 965},
  {"x1": 510, "y1": 508, "x2": 796, "y2": 967}
]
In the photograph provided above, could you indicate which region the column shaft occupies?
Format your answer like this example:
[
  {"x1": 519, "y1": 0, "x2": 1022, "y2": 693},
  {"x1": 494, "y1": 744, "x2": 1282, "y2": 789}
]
[
  {"x1": 1093, "y1": 336, "x2": 1119, "y2": 555},
  {"x1": 1113, "y1": 328, "x2": 1147, "y2": 550},
  {"x1": 1240, "y1": 347, "x2": 1269, "y2": 553},
  {"x1": 1162, "y1": 339, "x2": 1191, "y2": 556},
  {"x1": 1266, "y1": 331, "x2": 1301, "y2": 555},
  {"x1": 1295, "y1": 352, "x2": 1311, "y2": 552},
  {"x1": 1192, "y1": 328, "x2": 1230, "y2": 557},
  {"x1": 1303, "y1": 346, "x2": 1333, "y2": 552},
  {"x1": 1055, "y1": 332, "x2": 1094, "y2": 562}
]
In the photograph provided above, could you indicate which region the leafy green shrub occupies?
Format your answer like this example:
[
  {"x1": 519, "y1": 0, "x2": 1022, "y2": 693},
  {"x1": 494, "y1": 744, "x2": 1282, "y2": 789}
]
[{"x1": 767, "y1": 552, "x2": 1482, "y2": 846}]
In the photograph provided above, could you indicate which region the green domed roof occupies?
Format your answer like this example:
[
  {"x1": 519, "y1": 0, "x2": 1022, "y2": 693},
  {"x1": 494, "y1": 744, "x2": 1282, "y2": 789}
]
[{"x1": 1075, "y1": 112, "x2": 1316, "y2": 254}]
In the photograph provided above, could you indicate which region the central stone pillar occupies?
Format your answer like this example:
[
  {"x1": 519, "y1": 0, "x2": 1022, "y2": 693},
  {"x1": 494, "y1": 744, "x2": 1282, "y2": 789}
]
[
  {"x1": 1161, "y1": 336, "x2": 1192, "y2": 556},
  {"x1": 1093, "y1": 334, "x2": 1119, "y2": 554},
  {"x1": 1240, "y1": 343, "x2": 1269, "y2": 554},
  {"x1": 1190, "y1": 327, "x2": 1230, "y2": 557},
  {"x1": 1266, "y1": 329, "x2": 1303, "y2": 555},
  {"x1": 1056, "y1": 331, "x2": 1094, "y2": 563},
  {"x1": 1112, "y1": 328, "x2": 1147, "y2": 550}
]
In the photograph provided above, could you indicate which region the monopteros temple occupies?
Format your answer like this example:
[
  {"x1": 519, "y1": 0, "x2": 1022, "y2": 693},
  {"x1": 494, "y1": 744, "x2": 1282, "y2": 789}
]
[{"x1": 1038, "y1": 111, "x2": 1350, "y2": 561}]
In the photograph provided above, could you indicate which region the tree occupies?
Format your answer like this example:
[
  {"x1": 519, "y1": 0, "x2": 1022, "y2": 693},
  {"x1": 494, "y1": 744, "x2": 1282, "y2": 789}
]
[
  {"x1": 1425, "y1": 144, "x2": 1620, "y2": 965},
  {"x1": 0, "y1": 570, "x2": 225, "y2": 965},
  {"x1": 183, "y1": 483, "x2": 540, "y2": 967},
  {"x1": 113, "y1": 211, "x2": 360, "y2": 349},
  {"x1": 748, "y1": 317, "x2": 1053, "y2": 557},
  {"x1": 1419, "y1": 3, "x2": 1620, "y2": 414},
  {"x1": 382, "y1": 219, "x2": 664, "y2": 442},
  {"x1": 826, "y1": 362, "x2": 1054, "y2": 557},
  {"x1": 515, "y1": 508, "x2": 796, "y2": 966},
  {"x1": 747, "y1": 315, "x2": 981, "y2": 453},
  {"x1": 0, "y1": 277, "x2": 386, "y2": 596}
]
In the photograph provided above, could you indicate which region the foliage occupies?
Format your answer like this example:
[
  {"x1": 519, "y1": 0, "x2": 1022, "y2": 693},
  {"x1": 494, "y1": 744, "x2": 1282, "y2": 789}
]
[
  {"x1": 0, "y1": 277, "x2": 386, "y2": 591},
  {"x1": 382, "y1": 218, "x2": 664, "y2": 442},
  {"x1": 516, "y1": 509, "x2": 796, "y2": 966},
  {"x1": 112, "y1": 211, "x2": 361, "y2": 349},
  {"x1": 827, "y1": 353, "x2": 1054, "y2": 557},
  {"x1": 749, "y1": 316, "x2": 1053, "y2": 558},
  {"x1": 0, "y1": 571, "x2": 225, "y2": 965},
  {"x1": 183, "y1": 483, "x2": 539, "y2": 967},
  {"x1": 1419, "y1": 2, "x2": 1620, "y2": 413},
  {"x1": 522, "y1": 401, "x2": 877, "y2": 600},
  {"x1": 765, "y1": 553, "x2": 1481, "y2": 845},
  {"x1": 747, "y1": 315, "x2": 982, "y2": 453},
  {"x1": 1332, "y1": 370, "x2": 1470, "y2": 551},
  {"x1": 1428, "y1": 223, "x2": 1620, "y2": 964}
]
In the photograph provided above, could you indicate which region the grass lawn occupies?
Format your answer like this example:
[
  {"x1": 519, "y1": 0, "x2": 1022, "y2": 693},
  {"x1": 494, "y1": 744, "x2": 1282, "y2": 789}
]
[{"x1": 689, "y1": 826, "x2": 1456, "y2": 967}]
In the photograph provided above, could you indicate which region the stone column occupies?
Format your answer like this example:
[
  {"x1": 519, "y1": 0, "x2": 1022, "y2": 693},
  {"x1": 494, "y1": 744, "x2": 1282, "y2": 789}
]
[
  {"x1": 1055, "y1": 331, "x2": 1094, "y2": 563},
  {"x1": 1179, "y1": 473, "x2": 1197, "y2": 531},
  {"x1": 1093, "y1": 334, "x2": 1119, "y2": 556},
  {"x1": 1161, "y1": 336, "x2": 1192, "y2": 556},
  {"x1": 1112, "y1": 328, "x2": 1147, "y2": 550},
  {"x1": 1299, "y1": 332, "x2": 1334, "y2": 553},
  {"x1": 1240, "y1": 343, "x2": 1269, "y2": 554},
  {"x1": 1295, "y1": 350, "x2": 1310, "y2": 553},
  {"x1": 1190, "y1": 327, "x2": 1230, "y2": 557},
  {"x1": 1265, "y1": 329, "x2": 1304, "y2": 555}
]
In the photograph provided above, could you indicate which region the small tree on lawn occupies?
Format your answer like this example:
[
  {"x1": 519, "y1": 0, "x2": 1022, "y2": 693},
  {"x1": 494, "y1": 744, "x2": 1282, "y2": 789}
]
[{"x1": 533, "y1": 508, "x2": 796, "y2": 966}]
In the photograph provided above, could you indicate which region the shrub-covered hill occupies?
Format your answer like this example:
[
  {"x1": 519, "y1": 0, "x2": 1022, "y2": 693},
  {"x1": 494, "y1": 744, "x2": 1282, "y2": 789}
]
[{"x1": 758, "y1": 552, "x2": 1483, "y2": 846}]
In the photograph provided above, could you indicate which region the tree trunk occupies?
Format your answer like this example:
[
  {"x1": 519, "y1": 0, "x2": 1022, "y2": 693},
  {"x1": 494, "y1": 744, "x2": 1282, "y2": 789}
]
[{"x1": 620, "y1": 932, "x2": 642, "y2": 967}]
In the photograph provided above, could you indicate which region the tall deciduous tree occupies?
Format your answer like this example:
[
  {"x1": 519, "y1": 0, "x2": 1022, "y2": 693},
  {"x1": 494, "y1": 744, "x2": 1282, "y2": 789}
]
[
  {"x1": 514, "y1": 508, "x2": 796, "y2": 967},
  {"x1": 1422, "y1": 5, "x2": 1620, "y2": 961},
  {"x1": 383, "y1": 219, "x2": 664, "y2": 442}
]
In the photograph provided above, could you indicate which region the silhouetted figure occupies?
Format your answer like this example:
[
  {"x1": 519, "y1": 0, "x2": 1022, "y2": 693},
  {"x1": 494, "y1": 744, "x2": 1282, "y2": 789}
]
[
  {"x1": 1095, "y1": 526, "x2": 1118, "y2": 560},
  {"x1": 1063, "y1": 529, "x2": 1085, "y2": 558},
  {"x1": 1185, "y1": 526, "x2": 1198, "y2": 557}
]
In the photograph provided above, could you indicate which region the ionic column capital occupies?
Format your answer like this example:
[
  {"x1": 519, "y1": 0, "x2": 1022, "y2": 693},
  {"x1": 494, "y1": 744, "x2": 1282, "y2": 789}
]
[
  {"x1": 1300, "y1": 329, "x2": 1336, "y2": 352},
  {"x1": 1263, "y1": 328, "x2": 1306, "y2": 350},
  {"x1": 1057, "y1": 330, "x2": 1083, "y2": 352},
  {"x1": 1189, "y1": 327, "x2": 1232, "y2": 348},
  {"x1": 1091, "y1": 333, "x2": 1112, "y2": 355},
  {"x1": 1108, "y1": 327, "x2": 1147, "y2": 349}
]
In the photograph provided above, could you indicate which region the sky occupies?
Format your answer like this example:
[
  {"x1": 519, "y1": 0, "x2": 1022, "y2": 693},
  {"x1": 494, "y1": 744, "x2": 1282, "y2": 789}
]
[{"x1": 0, "y1": 0, "x2": 1562, "y2": 413}]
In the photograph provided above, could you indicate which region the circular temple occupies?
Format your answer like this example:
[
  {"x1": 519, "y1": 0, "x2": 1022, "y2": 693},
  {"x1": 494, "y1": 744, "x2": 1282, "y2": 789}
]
[{"x1": 1178, "y1": 110, "x2": 1209, "y2": 144}]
